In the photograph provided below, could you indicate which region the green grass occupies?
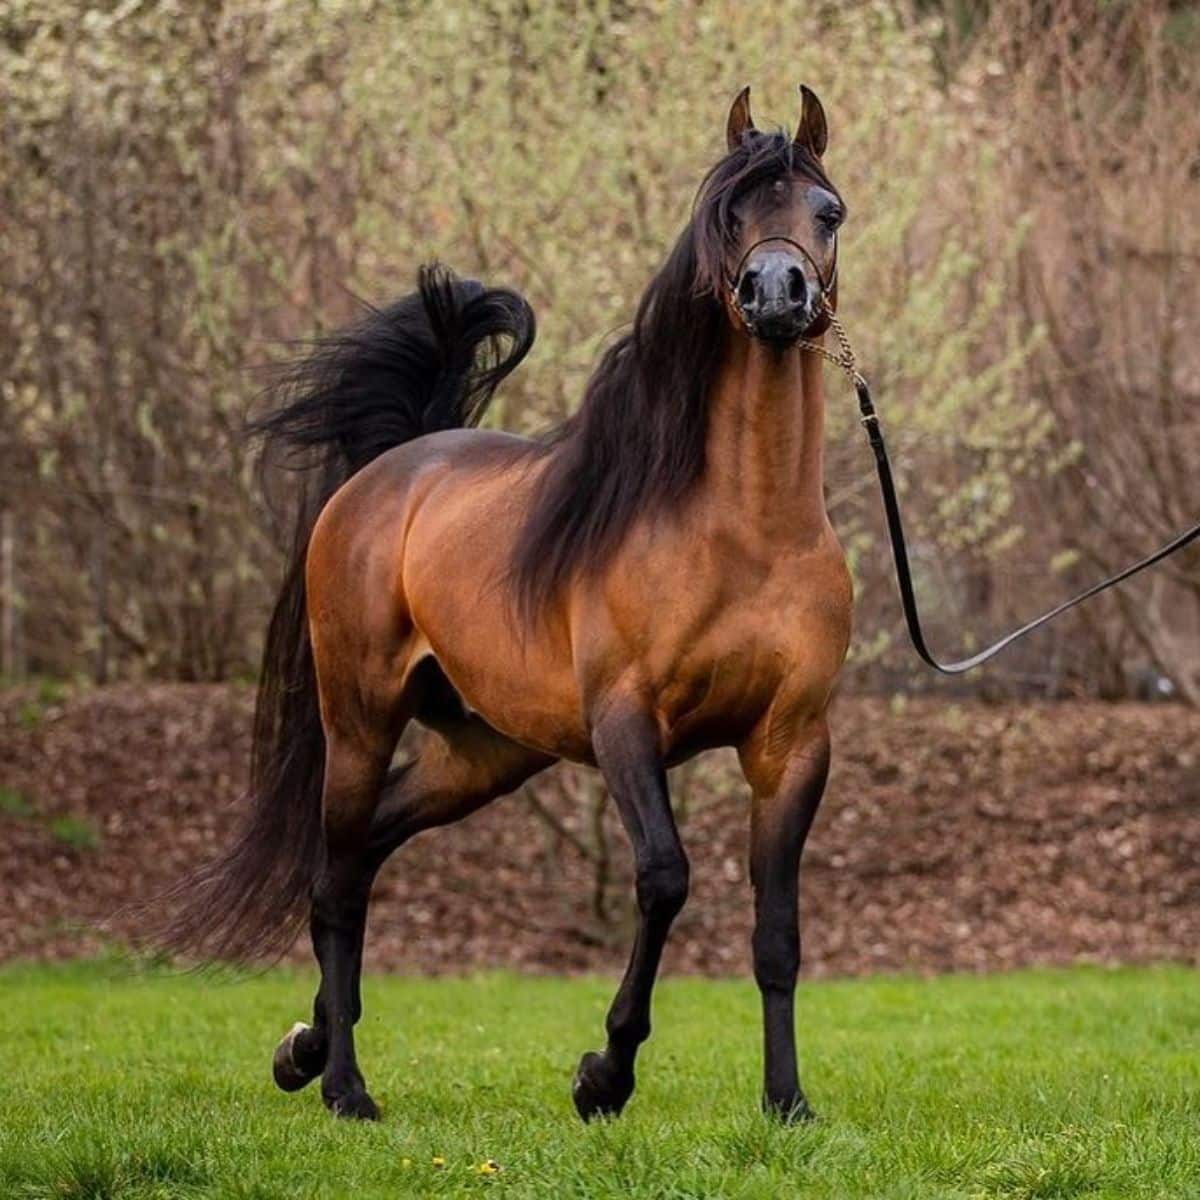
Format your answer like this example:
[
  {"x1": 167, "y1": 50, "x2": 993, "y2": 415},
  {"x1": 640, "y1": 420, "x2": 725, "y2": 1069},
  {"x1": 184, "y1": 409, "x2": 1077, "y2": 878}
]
[{"x1": 1, "y1": 962, "x2": 1196, "y2": 1199}]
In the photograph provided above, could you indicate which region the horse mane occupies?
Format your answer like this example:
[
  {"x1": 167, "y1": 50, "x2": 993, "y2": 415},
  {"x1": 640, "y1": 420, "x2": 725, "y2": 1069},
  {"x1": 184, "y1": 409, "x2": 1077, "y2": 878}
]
[{"x1": 510, "y1": 131, "x2": 837, "y2": 622}]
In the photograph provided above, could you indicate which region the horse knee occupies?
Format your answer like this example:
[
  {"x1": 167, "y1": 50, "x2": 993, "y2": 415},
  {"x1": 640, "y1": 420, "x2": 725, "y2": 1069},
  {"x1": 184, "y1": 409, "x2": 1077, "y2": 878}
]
[{"x1": 635, "y1": 854, "x2": 690, "y2": 922}]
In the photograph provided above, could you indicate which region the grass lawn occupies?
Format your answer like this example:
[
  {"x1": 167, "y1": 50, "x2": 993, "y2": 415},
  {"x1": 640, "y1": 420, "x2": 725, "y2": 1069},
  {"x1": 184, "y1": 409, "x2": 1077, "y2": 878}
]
[{"x1": 0, "y1": 962, "x2": 1197, "y2": 1199}]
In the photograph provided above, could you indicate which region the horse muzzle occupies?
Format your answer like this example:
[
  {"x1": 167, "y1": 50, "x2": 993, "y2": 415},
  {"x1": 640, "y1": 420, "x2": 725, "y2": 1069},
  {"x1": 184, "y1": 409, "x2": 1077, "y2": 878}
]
[{"x1": 733, "y1": 249, "x2": 823, "y2": 345}]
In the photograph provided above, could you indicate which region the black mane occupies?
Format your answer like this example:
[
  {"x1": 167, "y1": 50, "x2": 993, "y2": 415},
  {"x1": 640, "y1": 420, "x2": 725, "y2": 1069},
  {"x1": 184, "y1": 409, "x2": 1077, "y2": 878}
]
[{"x1": 510, "y1": 131, "x2": 836, "y2": 621}]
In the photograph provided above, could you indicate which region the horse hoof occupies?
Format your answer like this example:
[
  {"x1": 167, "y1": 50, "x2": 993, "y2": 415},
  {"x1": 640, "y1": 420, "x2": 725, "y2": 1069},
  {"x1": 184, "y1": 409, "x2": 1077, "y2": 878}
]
[
  {"x1": 326, "y1": 1088, "x2": 380, "y2": 1121},
  {"x1": 272, "y1": 1022, "x2": 325, "y2": 1093},
  {"x1": 571, "y1": 1050, "x2": 634, "y2": 1122}
]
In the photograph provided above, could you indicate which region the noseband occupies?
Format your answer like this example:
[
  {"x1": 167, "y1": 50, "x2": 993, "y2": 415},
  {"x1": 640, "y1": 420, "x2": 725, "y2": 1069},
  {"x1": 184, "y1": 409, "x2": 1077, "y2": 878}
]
[{"x1": 726, "y1": 234, "x2": 839, "y2": 332}]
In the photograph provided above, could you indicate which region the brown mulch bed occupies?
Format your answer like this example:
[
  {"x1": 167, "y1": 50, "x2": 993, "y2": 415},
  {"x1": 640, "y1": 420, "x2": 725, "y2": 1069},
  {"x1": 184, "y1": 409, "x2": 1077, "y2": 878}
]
[{"x1": 1, "y1": 684, "x2": 1197, "y2": 976}]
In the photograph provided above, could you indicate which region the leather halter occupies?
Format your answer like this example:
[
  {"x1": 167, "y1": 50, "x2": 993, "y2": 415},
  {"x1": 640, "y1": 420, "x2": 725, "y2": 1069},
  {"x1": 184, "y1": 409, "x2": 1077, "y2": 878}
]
[{"x1": 726, "y1": 234, "x2": 838, "y2": 335}]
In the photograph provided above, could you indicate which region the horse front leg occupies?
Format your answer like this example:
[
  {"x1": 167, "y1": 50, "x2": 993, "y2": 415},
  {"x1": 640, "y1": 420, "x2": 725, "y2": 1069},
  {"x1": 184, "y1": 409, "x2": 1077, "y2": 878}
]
[
  {"x1": 740, "y1": 719, "x2": 831, "y2": 1122},
  {"x1": 572, "y1": 706, "x2": 689, "y2": 1121}
]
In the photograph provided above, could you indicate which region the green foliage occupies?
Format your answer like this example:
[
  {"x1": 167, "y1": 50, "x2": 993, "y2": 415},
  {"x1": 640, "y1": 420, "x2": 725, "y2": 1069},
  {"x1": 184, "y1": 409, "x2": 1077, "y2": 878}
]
[
  {"x1": 46, "y1": 814, "x2": 102, "y2": 851},
  {"x1": 0, "y1": 786, "x2": 34, "y2": 817},
  {"x1": 0, "y1": 779, "x2": 103, "y2": 851},
  {"x1": 13, "y1": 678, "x2": 67, "y2": 726},
  {"x1": 0, "y1": 1, "x2": 1047, "y2": 684},
  {"x1": 34, "y1": 676, "x2": 69, "y2": 705},
  {"x1": 0, "y1": 963, "x2": 1197, "y2": 1198}
]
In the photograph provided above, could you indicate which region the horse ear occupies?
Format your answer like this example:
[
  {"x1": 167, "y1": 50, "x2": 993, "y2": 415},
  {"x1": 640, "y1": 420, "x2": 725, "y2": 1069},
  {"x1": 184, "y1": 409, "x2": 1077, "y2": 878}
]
[
  {"x1": 726, "y1": 85, "x2": 756, "y2": 151},
  {"x1": 794, "y1": 84, "x2": 828, "y2": 158}
]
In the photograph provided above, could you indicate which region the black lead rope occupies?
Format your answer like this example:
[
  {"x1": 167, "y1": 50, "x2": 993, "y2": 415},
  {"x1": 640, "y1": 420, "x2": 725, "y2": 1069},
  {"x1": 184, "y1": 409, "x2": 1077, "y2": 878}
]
[
  {"x1": 852, "y1": 373, "x2": 1200, "y2": 675},
  {"x1": 732, "y1": 256, "x2": 1200, "y2": 675}
]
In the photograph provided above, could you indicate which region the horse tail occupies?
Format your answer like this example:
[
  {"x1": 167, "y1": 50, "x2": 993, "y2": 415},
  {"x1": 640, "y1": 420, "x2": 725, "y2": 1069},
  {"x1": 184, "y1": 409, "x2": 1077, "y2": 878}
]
[{"x1": 154, "y1": 265, "x2": 535, "y2": 961}]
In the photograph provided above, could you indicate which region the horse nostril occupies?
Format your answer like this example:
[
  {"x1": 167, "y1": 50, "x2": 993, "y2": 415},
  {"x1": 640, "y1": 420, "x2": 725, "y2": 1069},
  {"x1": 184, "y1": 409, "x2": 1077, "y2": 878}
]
[
  {"x1": 787, "y1": 266, "x2": 806, "y2": 305},
  {"x1": 737, "y1": 270, "x2": 759, "y2": 310}
]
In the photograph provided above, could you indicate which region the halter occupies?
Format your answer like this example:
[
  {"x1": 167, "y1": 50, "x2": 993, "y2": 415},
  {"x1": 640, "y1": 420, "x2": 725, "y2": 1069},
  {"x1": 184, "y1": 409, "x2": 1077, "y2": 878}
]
[{"x1": 726, "y1": 233, "x2": 839, "y2": 333}]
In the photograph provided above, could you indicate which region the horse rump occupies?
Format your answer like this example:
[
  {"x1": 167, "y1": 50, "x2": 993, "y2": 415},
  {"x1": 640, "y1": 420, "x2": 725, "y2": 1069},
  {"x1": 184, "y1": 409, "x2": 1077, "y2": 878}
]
[{"x1": 148, "y1": 265, "x2": 535, "y2": 961}]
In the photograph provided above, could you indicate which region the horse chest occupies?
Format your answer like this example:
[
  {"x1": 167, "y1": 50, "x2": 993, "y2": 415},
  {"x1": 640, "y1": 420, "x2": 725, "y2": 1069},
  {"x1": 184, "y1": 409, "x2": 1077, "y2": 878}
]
[{"x1": 613, "y1": 536, "x2": 853, "y2": 751}]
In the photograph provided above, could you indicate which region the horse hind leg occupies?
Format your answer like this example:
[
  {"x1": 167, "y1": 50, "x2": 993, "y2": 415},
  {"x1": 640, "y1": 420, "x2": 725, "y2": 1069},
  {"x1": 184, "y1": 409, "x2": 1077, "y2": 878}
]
[
  {"x1": 272, "y1": 702, "x2": 554, "y2": 1117},
  {"x1": 294, "y1": 722, "x2": 399, "y2": 1119}
]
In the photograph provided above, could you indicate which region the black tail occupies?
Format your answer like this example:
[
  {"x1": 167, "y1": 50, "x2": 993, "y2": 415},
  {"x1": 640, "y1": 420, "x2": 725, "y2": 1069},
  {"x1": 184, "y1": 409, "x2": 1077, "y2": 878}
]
[{"x1": 154, "y1": 265, "x2": 535, "y2": 961}]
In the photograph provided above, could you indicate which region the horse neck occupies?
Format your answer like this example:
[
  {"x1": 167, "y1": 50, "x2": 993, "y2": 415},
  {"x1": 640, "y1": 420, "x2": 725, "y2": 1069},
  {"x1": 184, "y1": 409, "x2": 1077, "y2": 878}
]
[{"x1": 704, "y1": 336, "x2": 829, "y2": 543}]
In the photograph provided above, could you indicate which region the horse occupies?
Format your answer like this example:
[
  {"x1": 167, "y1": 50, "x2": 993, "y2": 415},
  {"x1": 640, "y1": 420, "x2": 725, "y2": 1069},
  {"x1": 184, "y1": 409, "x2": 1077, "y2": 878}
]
[{"x1": 165, "y1": 83, "x2": 852, "y2": 1124}]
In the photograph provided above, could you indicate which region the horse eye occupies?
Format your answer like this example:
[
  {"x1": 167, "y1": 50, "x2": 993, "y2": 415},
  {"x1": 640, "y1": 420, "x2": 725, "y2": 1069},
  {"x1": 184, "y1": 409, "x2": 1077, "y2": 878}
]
[{"x1": 819, "y1": 209, "x2": 843, "y2": 234}]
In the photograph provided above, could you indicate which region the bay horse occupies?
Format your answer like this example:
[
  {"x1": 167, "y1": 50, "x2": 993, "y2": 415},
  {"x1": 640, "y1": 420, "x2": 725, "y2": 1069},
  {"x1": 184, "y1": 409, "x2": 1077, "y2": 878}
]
[{"x1": 167, "y1": 85, "x2": 851, "y2": 1123}]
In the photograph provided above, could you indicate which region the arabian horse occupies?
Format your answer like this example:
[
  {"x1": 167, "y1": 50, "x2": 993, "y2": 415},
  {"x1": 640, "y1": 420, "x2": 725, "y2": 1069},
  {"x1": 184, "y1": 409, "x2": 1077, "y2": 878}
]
[{"x1": 167, "y1": 85, "x2": 852, "y2": 1123}]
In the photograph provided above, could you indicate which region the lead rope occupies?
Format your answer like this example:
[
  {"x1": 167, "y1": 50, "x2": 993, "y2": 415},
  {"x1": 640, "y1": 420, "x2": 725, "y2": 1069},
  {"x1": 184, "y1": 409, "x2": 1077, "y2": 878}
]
[{"x1": 801, "y1": 307, "x2": 1200, "y2": 675}]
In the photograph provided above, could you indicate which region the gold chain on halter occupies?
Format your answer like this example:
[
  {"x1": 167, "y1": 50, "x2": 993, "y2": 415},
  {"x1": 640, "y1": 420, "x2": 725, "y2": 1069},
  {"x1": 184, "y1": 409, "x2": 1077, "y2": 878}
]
[{"x1": 798, "y1": 302, "x2": 866, "y2": 392}]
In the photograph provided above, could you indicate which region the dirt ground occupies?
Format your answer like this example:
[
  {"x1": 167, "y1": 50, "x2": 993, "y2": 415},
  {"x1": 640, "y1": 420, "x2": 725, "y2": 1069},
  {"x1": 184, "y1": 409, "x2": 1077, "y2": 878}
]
[{"x1": 1, "y1": 684, "x2": 1197, "y2": 976}]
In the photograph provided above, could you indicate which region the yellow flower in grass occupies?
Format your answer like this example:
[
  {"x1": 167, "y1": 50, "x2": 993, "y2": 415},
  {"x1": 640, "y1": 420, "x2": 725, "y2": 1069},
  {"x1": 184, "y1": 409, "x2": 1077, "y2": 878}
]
[
  {"x1": 476, "y1": 1160, "x2": 502, "y2": 1176},
  {"x1": 432, "y1": 1156, "x2": 446, "y2": 1169}
]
